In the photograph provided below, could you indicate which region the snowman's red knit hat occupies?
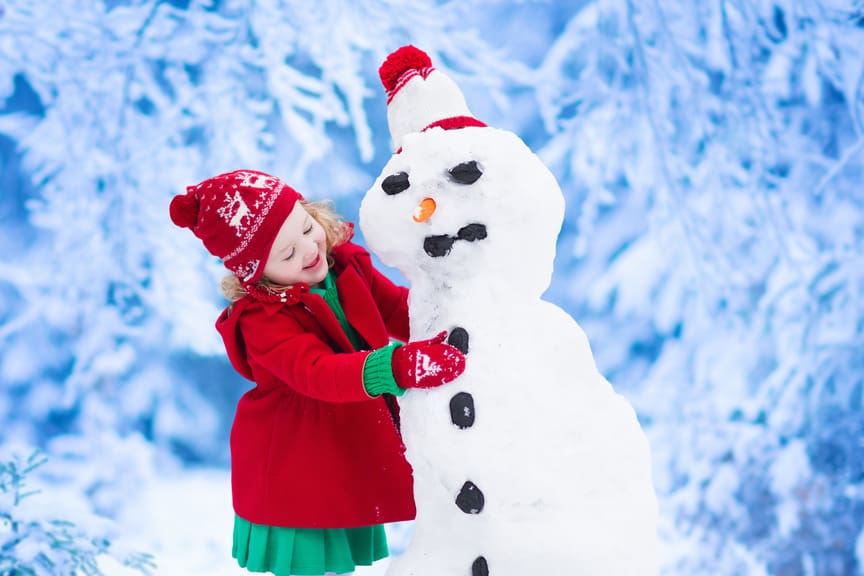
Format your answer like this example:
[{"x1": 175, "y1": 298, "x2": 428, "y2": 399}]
[
  {"x1": 169, "y1": 170, "x2": 302, "y2": 285},
  {"x1": 379, "y1": 45, "x2": 486, "y2": 151}
]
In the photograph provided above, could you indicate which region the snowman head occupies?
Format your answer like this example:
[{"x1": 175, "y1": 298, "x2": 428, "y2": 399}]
[{"x1": 360, "y1": 47, "x2": 564, "y2": 298}]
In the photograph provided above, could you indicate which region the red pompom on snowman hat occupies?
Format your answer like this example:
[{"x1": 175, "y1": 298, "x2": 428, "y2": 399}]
[
  {"x1": 169, "y1": 170, "x2": 303, "y2": 286},
  {"x1": 379, "y1": 45, "x2": 486, "y2": 151}
]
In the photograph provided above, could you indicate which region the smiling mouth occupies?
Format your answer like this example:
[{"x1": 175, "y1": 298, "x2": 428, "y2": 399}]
[
  {"x1": 423, "y1": 223, "x2": 487, "y2": 258},
  {"x1": 304, "y1": 254, "x2": 321, "y2": 269}
]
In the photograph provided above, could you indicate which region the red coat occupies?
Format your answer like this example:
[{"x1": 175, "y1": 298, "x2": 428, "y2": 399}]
[{"x1": 215, "y1": 240, "x2": 416, "y2": 528}]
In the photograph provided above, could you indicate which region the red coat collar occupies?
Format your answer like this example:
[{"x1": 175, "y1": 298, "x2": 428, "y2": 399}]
[
  {"x1": 215, "y1": 239, "x2": 395, "y2": 381},
  {"x1": 249, "y1": 240, "x2": 368, "y2": 314},
  {"x1": 237, "y1": 241, "x2": 390, "y2": 350}
]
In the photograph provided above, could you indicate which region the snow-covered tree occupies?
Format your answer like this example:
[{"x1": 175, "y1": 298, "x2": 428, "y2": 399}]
[
  {"x1": 535, "y1": 1, "x2": 864, "y2": 573},
  {"x1": 0, "y1": 451, "x2": 154, "y2": 575},
  {"x1": 0, "y1": 0, "x2": 861, "y2": 573}
]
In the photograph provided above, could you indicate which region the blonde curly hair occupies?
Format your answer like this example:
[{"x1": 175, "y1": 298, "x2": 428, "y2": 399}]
[{"x1": 220, "y1": 200, "x2": 351, "y2": 302}]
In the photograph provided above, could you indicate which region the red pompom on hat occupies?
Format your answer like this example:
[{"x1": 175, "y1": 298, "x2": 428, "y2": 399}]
[
  {"x1": 379, "y1": 45, "x2": 433, "y2": 95},
  {"x1": 378, "y1": 45, "x2": 486, "y2": 151},
  {"x1": 169, "y1": 192, "x2": 200, "y2": 229},
  {"x1": 169, "y1": 170, "x2": 303, "y2": 286}
]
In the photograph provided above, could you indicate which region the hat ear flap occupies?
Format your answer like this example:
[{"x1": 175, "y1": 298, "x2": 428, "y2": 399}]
[{"x1": 169, "y1": 191, "x2": 200, "y2": 229}]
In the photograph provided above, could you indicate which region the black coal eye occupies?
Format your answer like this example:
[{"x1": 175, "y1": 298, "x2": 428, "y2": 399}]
[
  {"x1": 382, "y1": 172, "x2": 410, "y2": 195},
  {"x1": 448, "y1": 161, "x2": 482, "y2": 185}
]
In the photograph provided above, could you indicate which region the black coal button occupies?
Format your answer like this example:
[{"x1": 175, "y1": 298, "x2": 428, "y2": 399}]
[
  {"x1": 472, "y1": 556, "x2": 489, "y2": 576},
  {"x1": 455, "y1": 481, "x2": 485, "y2": 514},
  {"x1": 449, "y1": 392, "x2": 475, "y2": 429},
  {"x1": 447, "y1": 327, "x2": 469, "y2": 354}
]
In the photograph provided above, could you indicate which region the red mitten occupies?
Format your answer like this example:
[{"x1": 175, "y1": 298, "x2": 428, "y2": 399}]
[{"x1": 392, "y1": 331, "x2": 466, "y2": 389}]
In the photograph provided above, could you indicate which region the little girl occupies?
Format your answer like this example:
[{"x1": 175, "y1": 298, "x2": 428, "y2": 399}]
[{"x1": 169, "y1": 169, "x2": 466, "y2": 575}]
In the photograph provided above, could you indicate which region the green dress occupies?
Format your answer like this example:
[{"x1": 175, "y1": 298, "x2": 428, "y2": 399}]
[{"x1": 232, "y1": 271, "x2": 390, "y2": 575}]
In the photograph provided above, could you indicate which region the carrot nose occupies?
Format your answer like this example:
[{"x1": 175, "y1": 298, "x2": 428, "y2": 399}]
[{"x1": 413, "y1": 197, "x2": 437, "y2": 223}]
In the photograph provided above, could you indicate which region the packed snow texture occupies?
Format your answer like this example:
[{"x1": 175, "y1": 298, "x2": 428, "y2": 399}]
[
  {"x1": 1, "y1": 0, "x2": 863, "y2": 574},
  {"x1": 361, "y1": 126, "x2": 658, "y2": 575}
]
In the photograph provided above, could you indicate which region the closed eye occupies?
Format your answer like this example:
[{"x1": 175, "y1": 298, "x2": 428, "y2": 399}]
[
  {"x1": 283, "y1": 248, "x2": 295, "y2": 261},
  {"x1": 303, "y1": 224, "x2": 313, "y2": 235}
]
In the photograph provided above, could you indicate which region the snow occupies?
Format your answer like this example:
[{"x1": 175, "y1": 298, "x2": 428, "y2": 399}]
[
  {"x1": 103, "y1": 469, "x2": 402, "y2": 576},
  {"x1": 360, "y1": 88, "x2": 657, "y2": 573},
  {"x1": 857, "y1": 528, "x2": 864, "y2": 576},
  {"x1": 2, "y1": 1, "x2": 864, "y2": 574},
  {"x1": 770, "y1": 440, "x2": 811, "y2": 537}
]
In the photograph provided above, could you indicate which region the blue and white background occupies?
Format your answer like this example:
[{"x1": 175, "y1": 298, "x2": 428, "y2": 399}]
[{"x1": 1, "y1": 1, "x2": 863, "y2": 574}]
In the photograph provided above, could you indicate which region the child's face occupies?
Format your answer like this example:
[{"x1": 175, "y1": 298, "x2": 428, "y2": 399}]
[{"x1": 263, "y1": 203, "x2": 328, "y2": 286}]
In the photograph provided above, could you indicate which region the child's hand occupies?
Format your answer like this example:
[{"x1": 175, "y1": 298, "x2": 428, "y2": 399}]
[{"x1": 392, "y1": 331, "x2": 466, "y2": 389}]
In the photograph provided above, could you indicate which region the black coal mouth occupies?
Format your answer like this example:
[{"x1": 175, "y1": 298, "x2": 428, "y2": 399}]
[{"x1": 423, "y1": 223, "x2": 487, "y2": 258}]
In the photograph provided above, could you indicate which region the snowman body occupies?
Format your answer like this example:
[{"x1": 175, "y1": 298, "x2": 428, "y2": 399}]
[{"x1": 360, "y1": 127, "x2": 658, "y2": 576}]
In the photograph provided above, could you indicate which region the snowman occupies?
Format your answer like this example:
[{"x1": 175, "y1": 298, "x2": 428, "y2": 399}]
[{"x1": 360, "y1": 46, "x2": 658, "y2": 576}]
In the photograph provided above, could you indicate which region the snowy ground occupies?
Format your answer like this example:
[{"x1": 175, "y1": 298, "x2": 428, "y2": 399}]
[{"x1": 100, "y1": 469, "x2": 412, "y2": 576}]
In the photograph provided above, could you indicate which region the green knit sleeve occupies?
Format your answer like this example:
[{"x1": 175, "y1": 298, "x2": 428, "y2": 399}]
[{"x1": 363, "y1": 343, "x2": 405, "y2": 397}]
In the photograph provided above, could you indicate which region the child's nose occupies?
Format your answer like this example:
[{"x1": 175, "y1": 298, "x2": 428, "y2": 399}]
[{"x1": 413, "y1": 197, "x2": 436, "y2": 223}]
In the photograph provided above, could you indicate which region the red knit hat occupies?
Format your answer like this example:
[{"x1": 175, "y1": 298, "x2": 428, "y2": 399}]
[
  {"x1": 169, "y1": 170, "x2": 303, "y2": 285},
  {"x1": 379, "y1": 45, "x2": 486, "y2": 151}
]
